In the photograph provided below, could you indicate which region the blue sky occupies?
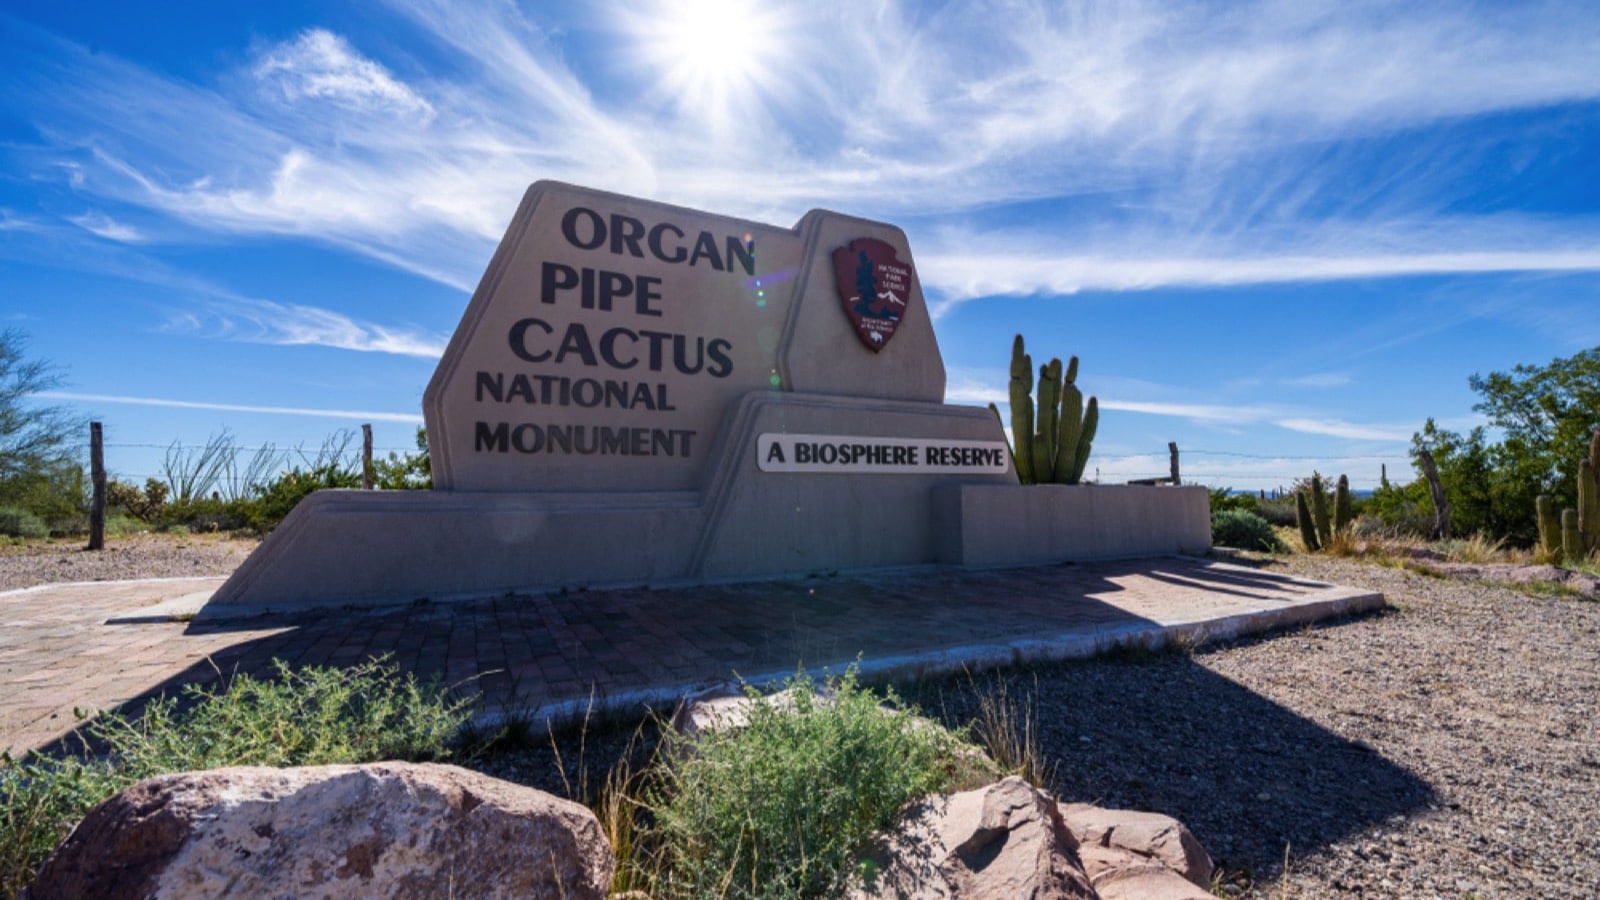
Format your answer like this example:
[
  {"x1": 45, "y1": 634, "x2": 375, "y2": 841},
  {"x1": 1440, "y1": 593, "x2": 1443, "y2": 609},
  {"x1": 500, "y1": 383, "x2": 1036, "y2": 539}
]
[{"x1": 3, "y1": 0, "x2": 1599, "y2": 492}]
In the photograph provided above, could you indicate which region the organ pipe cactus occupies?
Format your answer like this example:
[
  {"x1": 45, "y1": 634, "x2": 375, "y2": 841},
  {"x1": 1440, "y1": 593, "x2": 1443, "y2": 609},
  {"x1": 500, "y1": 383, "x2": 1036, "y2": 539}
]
[
  {"x1": 1334, "y1": 475, "x2": 1354, "y2": 535},
  {"x1": 1562, "y1": 509, "x2": 1584, "y2": 565},
  {"x1": 1309, "y1": 473, "x2": 1332, "y2": 546},
  {"x1": 1297, "y1": 471, "x2": 1353, "y2": 552},
  {"x1": 1296, "y1": 491, "x2": 1320, "y2": 552},
  {"x1": 1536, "y1": 427, "x2": 1600, "y2": 563},
  {"x1": 1002, "y1": 336, "x2": 1099, "y2": 485},
  {"x1": 1581, "y1": 457, "x2": 1599, "y2": 556},
  {"x1": 1536, "y1": 494, "x2": 1563, "y2": 562}
]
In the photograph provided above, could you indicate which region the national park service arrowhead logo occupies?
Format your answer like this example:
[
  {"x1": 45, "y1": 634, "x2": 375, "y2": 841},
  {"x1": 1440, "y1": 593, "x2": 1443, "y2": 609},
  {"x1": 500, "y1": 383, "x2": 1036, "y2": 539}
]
[{"x1": 832, "y1": 238, "x2": 911, "y2": 353}]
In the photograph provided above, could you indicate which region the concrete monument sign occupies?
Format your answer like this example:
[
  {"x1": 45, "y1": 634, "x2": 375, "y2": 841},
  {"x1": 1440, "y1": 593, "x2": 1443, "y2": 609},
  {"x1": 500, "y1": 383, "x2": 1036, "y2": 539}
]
[{"x1": 207, "y1": 182, "x2": 1207, "y2": 612}]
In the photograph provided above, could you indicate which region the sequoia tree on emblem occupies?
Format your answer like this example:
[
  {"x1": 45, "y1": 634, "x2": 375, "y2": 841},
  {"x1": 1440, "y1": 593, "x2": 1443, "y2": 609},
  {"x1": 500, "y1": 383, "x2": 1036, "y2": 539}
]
[{"x1": 831, "y1": 237, "x2": 912, "y2": 353}]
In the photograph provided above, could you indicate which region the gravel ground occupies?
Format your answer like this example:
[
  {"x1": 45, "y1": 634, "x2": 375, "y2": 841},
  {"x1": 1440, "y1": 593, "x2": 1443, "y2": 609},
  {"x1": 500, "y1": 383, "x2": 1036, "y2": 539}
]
[
  {"x1": 5, "y1": 537, "x2": 1596, "y2": 897},
  {"x1": 474, "y1": 554, "x2": 1600, "y2": 899},
  {"x1": 923, "y1": 554, "x2": 1600, "y2": 899},
  {"x1": 0, "y1": 532, "x2": 258, "y2": 592}
]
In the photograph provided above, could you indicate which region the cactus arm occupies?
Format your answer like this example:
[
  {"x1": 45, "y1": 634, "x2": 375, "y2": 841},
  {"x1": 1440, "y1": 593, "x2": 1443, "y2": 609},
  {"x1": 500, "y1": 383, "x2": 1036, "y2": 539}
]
[
  {"x1": 1581, "y1": 458, "x2": 1599, "y2": 555},
  {"x1": 1310, "y1": 473, "x2": 1332, "y2": 547},
  {"x1": 1296, "y1": 491, "x2": 1321, "y2": 551},
  {"x1": 1036, "y1": 359, "x2": 1063, "y2": 483},
  {"x1": 989, "y1": 403, "x2": 1018, "y2": 480},
  {"x1": 1536, "y1": 494, "x2": 1562, "y2": 561},
  {"x1": 1068, "y1": 397, "x2": 1098, "y2": 485},
  {"x1": 1334, "y1": 474, "x2": 1353, "y2": 535},
  {"x1": 1008, "y1": 336, "x2": 1035, "y2": 484},
  {"x1": 1562, "y1": 508, "x2": 1584, "y2": 564},
  {"x1": 1055, "y1": 381, "x2": 1083, "y2": 484}
]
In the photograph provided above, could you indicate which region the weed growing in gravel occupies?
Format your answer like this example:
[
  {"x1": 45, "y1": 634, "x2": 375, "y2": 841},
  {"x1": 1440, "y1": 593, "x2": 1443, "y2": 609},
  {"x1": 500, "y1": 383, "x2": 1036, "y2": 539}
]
[
  {"x1": 0, "y1": 655, "x2": 472, "y2": 900},
  {"x1": 643, "y1": 667, "x2": 978, "y2": 899},
  {"x1": 969, "y1": 673, "x2": 1056, "y2": 788}
]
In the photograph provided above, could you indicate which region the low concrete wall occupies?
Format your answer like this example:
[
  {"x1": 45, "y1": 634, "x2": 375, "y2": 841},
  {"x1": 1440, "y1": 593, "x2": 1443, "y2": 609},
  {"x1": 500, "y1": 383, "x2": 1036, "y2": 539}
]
[
  {"x1": 934, "y1": 484, "x2": 1212, "y2": 567},
  {"x1": 205, "y1": 396, "x2": 1212, "y2": 613}
]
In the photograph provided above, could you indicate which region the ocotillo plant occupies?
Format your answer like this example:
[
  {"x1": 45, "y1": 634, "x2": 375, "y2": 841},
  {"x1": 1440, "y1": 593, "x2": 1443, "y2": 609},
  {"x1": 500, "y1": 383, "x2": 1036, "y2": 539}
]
[{"x1": 1001, "y1": 335, "x2": 1098, "y2": 485}]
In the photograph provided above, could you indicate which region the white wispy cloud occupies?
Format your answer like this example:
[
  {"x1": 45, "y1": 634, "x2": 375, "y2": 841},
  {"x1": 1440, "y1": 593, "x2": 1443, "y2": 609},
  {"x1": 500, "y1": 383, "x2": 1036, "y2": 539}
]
[
  {"x1": 1276, "y1": 417, "x2": 1413, "y2": 442},
  {"x1": 38, "y1": 391, "x2": 424, "y2": 423},
  {"x1": 254, "y1": 29, "x2": 434, "y2": 120},
  {"x1": 1101, "y1": 399, "x2": 1284, "y2": 426},
  {"x1": 67, "y1": 210, "x2": 146, "y2": 242},
  {"x1": 0, "y1": 217, "x2": 448, "y2": 359},
  {"x1": 918, "y1": 245, "x2": 1600, "y2": 313},
  {"x1": 7, "y1": 0, "x2": 1600, "y2": 301},
  {"x1": 1282, "y1": 373, "x2": 1352, "y2": 388},
  {"x1": 162, "y1": 295, "x2": 447, "y2": 359}
]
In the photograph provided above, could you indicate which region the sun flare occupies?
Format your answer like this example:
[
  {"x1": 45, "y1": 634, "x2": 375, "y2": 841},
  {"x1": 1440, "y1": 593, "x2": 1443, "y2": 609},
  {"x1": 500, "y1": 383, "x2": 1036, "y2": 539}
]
[{"x1": 630, "y1": 0, "x2": 791, "y2": 126}]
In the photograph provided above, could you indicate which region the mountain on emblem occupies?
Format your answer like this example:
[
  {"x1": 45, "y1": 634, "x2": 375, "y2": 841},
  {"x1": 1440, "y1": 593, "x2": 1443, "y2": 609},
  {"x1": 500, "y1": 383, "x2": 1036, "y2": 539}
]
[{"x1": 832, "y1": 237, "x2": 912, "y2": 353}]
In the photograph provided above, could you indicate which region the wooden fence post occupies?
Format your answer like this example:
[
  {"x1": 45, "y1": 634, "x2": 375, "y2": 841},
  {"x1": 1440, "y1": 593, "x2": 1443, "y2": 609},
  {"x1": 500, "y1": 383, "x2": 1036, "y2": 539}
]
[
  {"x1": 1168, "y1": 442, "x2": 1180, "y2": 486},
  {"x1": 88, "y1": 421, "x2": 106, "y2": 550},
  {"x1": 362, "y1": 424, "x2": 375, "y2": 490}
]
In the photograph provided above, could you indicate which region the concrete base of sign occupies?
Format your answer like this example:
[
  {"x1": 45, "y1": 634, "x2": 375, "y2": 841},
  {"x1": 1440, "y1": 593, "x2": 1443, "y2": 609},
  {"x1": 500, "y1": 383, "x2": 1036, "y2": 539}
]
[
  {"x1": 205, "y1": 392, "x2": 1213, "y2": 613},
  {"x1": 934, "y1": 483, "x2": 1211, "y2": 567}
]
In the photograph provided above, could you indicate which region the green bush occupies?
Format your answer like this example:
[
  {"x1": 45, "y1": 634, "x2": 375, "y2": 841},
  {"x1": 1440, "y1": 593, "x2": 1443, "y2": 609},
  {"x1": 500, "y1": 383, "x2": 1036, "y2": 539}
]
[
  {"x1": 238, "y1": 463, "x2": 362, "y2": 533},
  {"x1": 0, "y1": 507, "x2": 46, "y2": 540},
  {"x1": 0, "y1": 656, "x2": 472, "y2": 899},
  {"x1": 647, "y1": 668, "x2": 977, "y2": 899},
  {"x1": 1207, "y1": 486, "x2": 1260, "y2": 515},
  {"x1": 1211, "y1": 509, "x2": 1285, "y2": 552}
]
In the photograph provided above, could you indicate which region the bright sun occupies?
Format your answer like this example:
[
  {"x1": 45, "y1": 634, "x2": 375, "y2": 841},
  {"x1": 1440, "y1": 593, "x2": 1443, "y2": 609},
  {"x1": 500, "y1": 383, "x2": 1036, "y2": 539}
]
[{"x1": 632, "y1": 0, "x2": 790, "y2": 125}]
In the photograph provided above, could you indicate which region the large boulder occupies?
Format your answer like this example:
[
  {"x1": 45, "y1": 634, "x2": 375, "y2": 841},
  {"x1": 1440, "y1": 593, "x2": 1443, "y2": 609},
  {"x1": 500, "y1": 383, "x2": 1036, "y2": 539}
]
[
  {"x1": 26, "y1": 762, "x2": 613, "y2": 900},
  {"x1": 1059, "y1": 803, "x2": 1214, "y2": 900},
  {"x1": 850, "y1": 775, "x2": 1098, "y2": 899}
]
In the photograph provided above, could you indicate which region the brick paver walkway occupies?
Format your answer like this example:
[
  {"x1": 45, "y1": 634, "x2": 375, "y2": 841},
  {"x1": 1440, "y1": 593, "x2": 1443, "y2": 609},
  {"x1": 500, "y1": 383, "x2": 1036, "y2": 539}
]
[{"x1": 0, "y1": 557, "x2": 1382, "y2": 754}]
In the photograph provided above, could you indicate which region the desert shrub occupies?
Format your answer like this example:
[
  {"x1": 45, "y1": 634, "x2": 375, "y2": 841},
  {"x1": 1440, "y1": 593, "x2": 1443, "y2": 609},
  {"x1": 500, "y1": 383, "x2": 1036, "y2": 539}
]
[
  {"x1": 1207, "y1": 486, "x2": 1260, "y2": 515},
  {"x1": 374, "y1": 427, "x2": 432, "y2": 490},
  {"x1": 0, "y1": 507, "x2": 46, "y2": 540},
  {"x1": 0, "y1": 655, "x2": 471, "y2": 899},
  {"x1": 92, "y1": 656, "x2": 470, "y2": 776},
  {"x1": 1254, "y1": 494, "x2": 1299, "y2": 527},
  {"x1": 157, "y1": 496, "x2": 246, "y2": 533},
  {"x1": 646, "y1": 668, "x2": 976, "y2": 899},
  {"x1": 1211, "y1": 509, "x2": 1285, "y2": 552},
  {"x1": 236, "y1": 463, "x2": 362, "y2": 533},
  {"x1": 0, "y1": 755, "x2": 121, "y2": 899}
]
